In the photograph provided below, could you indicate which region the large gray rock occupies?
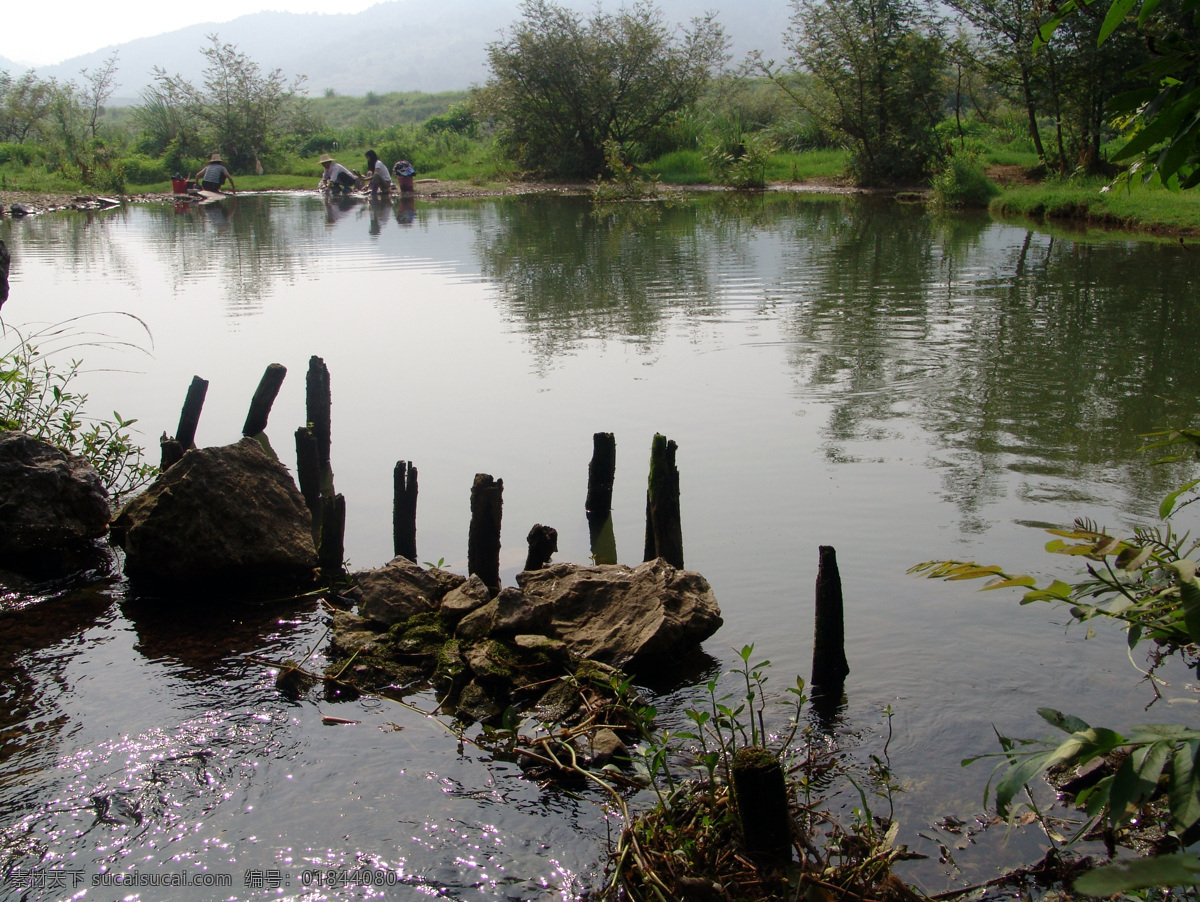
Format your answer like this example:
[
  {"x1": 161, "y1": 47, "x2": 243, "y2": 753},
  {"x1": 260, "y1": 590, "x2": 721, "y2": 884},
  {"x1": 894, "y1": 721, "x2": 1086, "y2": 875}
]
[
  {"x1": 112, "y1": 437, "x2": 317, "y2": 591},
  {"x1": 0, "y1": 431, "x2": 110, "y2": 565},
  {"x1": 355, "y1": 556, "x2": 464, "y2": 626},
  {"x1": 514, "y1": 559, "x2": 723, "y2": 674}
]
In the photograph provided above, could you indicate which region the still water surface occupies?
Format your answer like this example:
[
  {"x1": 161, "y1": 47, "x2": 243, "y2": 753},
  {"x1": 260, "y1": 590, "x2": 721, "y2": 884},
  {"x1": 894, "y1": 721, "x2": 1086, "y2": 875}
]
[{"x1": 1, "y1": 192, "x2": 1198, "y2": 899}]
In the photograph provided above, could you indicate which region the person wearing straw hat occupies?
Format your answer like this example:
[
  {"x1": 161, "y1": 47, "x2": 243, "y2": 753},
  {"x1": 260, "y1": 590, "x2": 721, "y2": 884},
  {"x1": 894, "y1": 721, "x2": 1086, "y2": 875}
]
[
  {"x1": 318, "y1": 153, "x2": 361, "y2": 194},
  {"x1": 194, "y1": 153, "x2": 236, "y2": 194}
]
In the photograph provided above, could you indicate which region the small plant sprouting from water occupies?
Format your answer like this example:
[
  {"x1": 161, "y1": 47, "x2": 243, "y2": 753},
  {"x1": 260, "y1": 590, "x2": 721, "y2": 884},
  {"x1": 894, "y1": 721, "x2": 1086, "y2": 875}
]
[{"x1": 1, "y1": 316, "x2": 158, "y2": 500}]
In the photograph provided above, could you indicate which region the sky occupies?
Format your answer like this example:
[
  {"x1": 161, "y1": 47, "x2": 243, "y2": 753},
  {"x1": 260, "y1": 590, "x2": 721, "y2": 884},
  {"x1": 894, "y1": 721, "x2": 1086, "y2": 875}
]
[{"x1": 2, "y1": 0, "x2": 382, "y2": 67}]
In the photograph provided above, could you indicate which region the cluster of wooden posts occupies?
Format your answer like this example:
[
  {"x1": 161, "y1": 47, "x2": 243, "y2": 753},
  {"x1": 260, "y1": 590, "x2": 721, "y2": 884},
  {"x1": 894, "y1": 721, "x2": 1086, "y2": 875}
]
[
  {"x1": 155, "y1": 358, "x2": 692, "y2": 594},
  {"x1": 156, "y1": 358, "x2": 852, "y2": 865}
]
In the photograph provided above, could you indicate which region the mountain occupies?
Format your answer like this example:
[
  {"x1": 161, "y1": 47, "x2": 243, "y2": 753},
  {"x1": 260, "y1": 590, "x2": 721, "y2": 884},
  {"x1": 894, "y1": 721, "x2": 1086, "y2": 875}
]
[{"x1": 33, "y1": 0, "x2": 791, "y2": 102}]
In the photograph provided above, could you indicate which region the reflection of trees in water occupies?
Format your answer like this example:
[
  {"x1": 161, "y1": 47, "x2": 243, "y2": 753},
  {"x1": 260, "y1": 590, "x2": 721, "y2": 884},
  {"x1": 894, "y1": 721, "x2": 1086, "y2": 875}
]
[
  {"x1": 765, "y1": 197, "x2": 1200, "y2": 526},
  {"x1": 1, "y1": 209, "x2": 138, "y2": 289},
  {"x1": 476, "y1": 196, "x2": 742, "y2": 363},
  {"x1": 138, "y1": 195, "x2": 329, "y2": 316}
]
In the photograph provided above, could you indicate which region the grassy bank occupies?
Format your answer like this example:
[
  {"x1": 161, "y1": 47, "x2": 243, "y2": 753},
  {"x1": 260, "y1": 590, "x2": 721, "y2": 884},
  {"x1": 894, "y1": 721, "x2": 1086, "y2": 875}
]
[{"x1": 989, "y1": 176, "x2": 1200, "y2": 236}]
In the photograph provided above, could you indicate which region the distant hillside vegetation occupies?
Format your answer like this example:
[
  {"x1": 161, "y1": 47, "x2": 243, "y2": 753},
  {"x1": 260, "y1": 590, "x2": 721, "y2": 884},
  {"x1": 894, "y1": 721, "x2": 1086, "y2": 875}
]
[{"x1": 26, "y1": 0, "x2": 789, "y2": 99}]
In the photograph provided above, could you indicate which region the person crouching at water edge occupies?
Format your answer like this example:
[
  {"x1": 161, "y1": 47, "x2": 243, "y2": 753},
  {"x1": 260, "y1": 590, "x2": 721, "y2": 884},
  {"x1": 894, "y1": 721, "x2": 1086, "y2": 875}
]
[
  {"x1": 365, "y1": 149, "x2": 392, "y2": 198},
  {"x1": 194, "y1": 153, "x2": 236, "y2": 194},
  {"x1": 318, "y1": 154, "x2": 362, "y2": 194}
]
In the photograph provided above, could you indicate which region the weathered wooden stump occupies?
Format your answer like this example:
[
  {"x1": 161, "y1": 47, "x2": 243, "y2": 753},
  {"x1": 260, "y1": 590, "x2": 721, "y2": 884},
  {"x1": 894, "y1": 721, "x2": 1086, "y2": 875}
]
[
  {"x1": 643, "y1": 433, "x2": 683, "y2": 569},
  {"x1": 524, "y1": 524, "x2": 558, "y2": 571},
  {"x1": 393, "y1": 460, "x2": 418, "y2": 562},
  {"x1": 160, "y1": 375, "x2": 209, "y2": 470},
  {"x1": 585, "y1": 432, "x2": 616, "y2": 520},
  {"x1": 242, "y1": 363, "x2": 287, "y2": 436},
  {"x1": 588, "y1": 514, "x2": 618, "y2": 565},
  {"x1": 306, "y1": 356, "x2": 332, "y2": 466},
  {"x1": 318, "y1": 492, "x2": 346, "y2": 576},
  {"x1": 468, "y1": 473, "x2": 503, "y2": 595},
  {"x1": 732, "y1": 747, "x2": 792, "y2": 863},
  {"x1": 295, "y1": 426, "x2": 322, "y2": 537},
  {"x1": 176, "y1": 375, "x2": 209, "y2": 449},
  {"x1": 811, "y1": 545, "x2": 849, "y2": 708}
]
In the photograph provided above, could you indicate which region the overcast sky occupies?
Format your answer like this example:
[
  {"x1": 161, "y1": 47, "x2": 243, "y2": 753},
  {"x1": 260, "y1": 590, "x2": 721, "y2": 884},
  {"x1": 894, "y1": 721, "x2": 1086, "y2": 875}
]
[{"x1": 3, "y1": 0, "x2": 382, "y2": 67}]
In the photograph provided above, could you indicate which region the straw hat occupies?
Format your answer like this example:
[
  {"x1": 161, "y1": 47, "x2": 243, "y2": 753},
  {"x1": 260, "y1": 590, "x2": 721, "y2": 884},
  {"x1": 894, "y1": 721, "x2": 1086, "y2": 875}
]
[
  {"x1": 208, "y1": 152, "x2": 223, "y2": 163},
  {"x1": 319, "y1": 153, "x2": 335, "y2": 165}
]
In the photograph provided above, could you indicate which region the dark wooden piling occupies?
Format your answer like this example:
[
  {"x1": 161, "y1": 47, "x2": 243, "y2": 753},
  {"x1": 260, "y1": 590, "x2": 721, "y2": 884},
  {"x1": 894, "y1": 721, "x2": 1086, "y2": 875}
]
[
  {"x1": 524, "y1": 524, "x2": 558, "y2": 571},
  {"x1": 393, "y1": 460, "x2": 418, "y2": 562},
  {"x1": 306, "y1": 356, "x2": 332, "y2": 465},
  {"x1": 585, "y1": 432, "x2": 616, "y2": 521},
  {"x1": 811, "y1": 545, "x2": 850, "y2": 691},
  {"x1": 176, "y1": 375, "x2": 209, "y2": 449},
  {"x1": 643, "y1": 434, "x2": 684, "y2": 569},
  {"x1": 588, "y1": 514, "x2": 618, "y2": 565},
  {"x1": 318, "y1": 492, "x2": 346, "y2": 576},
  {"x1": 731, "y1": 747, "x2": 792, "y2": 863},
  {"x1": 468, "y1": 473, "x2": 503, "y2": 595},
  {"x1": 295, "y1": 426, "x2": 322, "y2": 530},
  {"x1": 242, "y1": 363, "x2": 287, "y2": 436},
  {"x1": 159, "y1": 433, "x2": 183, "y2": 471}
]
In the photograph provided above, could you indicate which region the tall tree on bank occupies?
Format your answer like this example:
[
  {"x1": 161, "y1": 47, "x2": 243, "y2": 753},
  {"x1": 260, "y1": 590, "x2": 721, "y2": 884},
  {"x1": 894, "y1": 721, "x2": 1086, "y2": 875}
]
[
  {"x1": 478, "y1": 0, "x2": 728, "y2": 179},
  {"x1": 136, "y1": 35, "x2": 307, "y2": 173},
  {"x1": 777, "y1": 0, "x2": 946, "y2": 186}
]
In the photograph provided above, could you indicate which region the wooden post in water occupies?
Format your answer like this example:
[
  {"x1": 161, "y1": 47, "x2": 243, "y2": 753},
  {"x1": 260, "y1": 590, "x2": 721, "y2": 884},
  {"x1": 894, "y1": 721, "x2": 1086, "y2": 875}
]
[
  {"x1": 524, "y1": 524, "x2": 558, "y2": 571},
  {"x1": 468, "y1": 473, "x2": 503, "y2": 595},
  {"x1": 295, "y1": 426, "x2": 322, "y2": 538},
  {"x1": 585, "y1": 432, "x2": 616, "y2": 520},
  {"x1": 586, "y1": 432, "x2": 618, "y2": 564},
  {"x1": 318, "y1": 492, "x2": 346, "y2": 577},
  {"x1": 811, "y1": 545, "x2": 850, "y2": 707},
  {"x1": 242, "y1": 363, "x2": 287, "y2": 436},
  {"x1": 306, "y1": 356, "x2": 332, "y2": 466},
  {"x1": 176, "y1": 375, "x2": 209, "y2": 450},
  {"x1": 394, "y1": 460, "x2": 418, "y2": 562},
  {"x1": 160, "y1": 375, "x2": 209, "y2": 470},
  {"x1": 643, "y1": 433, "x2": 684, "y2": 569},
  {"x1": 159, "y1": 433, "x2": 183, "y2": 471},
  {"x1": 731, "y1": 747, "x2": 792, "y2": 863}
]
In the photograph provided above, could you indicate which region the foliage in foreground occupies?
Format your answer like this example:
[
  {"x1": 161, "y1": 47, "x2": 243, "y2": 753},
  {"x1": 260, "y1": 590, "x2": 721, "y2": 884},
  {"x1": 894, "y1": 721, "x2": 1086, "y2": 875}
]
[
  {"x1": 0, "y1": 318, "x2": 157, "y2": 500},
  {"x1": 911, "y1": 423, "x2": 1200, "y2": 893}
]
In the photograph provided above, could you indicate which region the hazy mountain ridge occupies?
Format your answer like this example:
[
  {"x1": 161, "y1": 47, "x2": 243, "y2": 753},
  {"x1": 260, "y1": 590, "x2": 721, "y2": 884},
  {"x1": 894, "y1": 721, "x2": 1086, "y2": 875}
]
[{"x1": 13, "y1": 0, "x2": 790, "y2": 102}]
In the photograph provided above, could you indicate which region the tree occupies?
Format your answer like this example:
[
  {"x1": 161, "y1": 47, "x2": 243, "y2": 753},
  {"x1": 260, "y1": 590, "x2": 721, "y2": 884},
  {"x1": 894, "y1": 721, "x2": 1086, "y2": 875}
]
[
  {"x1": 79, "y1": 52, "x2": 120, "y2": 142},
  {"x1": 479, "y1": 0, "x2": 728, "y2": 179},
  {"x1": 136, "y1": 36, "x2": 306, "y2": 174},
  {"x1": 0, "y1": 70, "x2": 54, "y2": 144},
  {"x1": 1039, "y1": 0, "x2": 1200, "y2": 185},
  {"x1": 775, "y1": 0, "x2": 946, "y2": 186}
]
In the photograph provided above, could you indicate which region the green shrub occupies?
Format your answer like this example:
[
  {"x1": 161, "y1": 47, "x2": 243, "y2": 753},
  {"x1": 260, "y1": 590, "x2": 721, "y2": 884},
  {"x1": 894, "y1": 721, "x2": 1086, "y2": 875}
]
[
  {"x1": 931, "y1": 152, "x2": 998, "y2": 208},
  {"x1": 120, "y1": 153, "x2": 170, "y2": 186},
  {"x1": 0, "y1": 142, "x2": 45, "y2": 166}
]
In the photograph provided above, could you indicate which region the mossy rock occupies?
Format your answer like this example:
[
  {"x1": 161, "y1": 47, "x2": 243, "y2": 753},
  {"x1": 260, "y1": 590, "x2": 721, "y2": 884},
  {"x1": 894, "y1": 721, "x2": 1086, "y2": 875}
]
[
  {"x1": 466, "y1": 639, "x2": 521, "y2": 686},
  {"x1": 455, "y1": 679, "x2": 502, "y2": 724},
  {"x1": 534, "y1": 679, "x2": 584, "y2": 724}
]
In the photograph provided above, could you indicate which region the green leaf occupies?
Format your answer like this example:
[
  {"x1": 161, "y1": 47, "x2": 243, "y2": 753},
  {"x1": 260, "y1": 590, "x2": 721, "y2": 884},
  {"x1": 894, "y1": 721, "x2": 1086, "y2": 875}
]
[
  {"x1": 1168, "y1": 740, "x2": 1200, "y2": 832},
  {"x1": 1137, "y1": 0, "x2": 1162, "y2": 25},
  {"x1": 1099, "y1": 0, "x2": 1140, "y2": 43},
  {"x1": 983, "y1": 575, "x2": 1037, "y2": 590},
  {"x1": 1022, "y1": 581, "x2": 1074, "y2": 603},
  {"x1": 1038, "y1": 708, "x2": 1091, "y2": 734},
  {"x1": 1108, "y1": 741, "x2": 1171, "y2": 825},
  {"x1": 1178, "y1": 576, "x2": 1200, "y2": 644},
  {"x1": 1074, "y1": 853, "x2": 1200, "y2": 895},
  {"x1": 996, "y1": 749, "x2": 1057, "y2": 817}
]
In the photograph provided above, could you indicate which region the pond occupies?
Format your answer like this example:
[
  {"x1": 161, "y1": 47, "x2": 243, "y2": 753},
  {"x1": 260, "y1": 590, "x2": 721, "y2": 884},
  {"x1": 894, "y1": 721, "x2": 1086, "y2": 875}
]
[{"x1": 1, "y1": 190, "x2": 1198, "y2": 900}]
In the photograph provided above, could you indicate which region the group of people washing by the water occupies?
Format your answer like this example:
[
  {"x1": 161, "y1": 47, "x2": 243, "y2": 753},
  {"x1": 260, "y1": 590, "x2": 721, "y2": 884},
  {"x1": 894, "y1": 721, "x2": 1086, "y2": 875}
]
[
  {"x1": 189, "y1": 149, "x2": 416, "y2": 198},
  {"x1": 319, "y1": 150, "x2": 416, "y2": 198}
]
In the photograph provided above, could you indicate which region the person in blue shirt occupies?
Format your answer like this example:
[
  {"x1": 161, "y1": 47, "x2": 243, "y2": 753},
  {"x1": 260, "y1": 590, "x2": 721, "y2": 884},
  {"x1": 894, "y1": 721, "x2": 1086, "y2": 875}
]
[{"x1": 194, "y1": 153, "x2": 236, "y2": 194}]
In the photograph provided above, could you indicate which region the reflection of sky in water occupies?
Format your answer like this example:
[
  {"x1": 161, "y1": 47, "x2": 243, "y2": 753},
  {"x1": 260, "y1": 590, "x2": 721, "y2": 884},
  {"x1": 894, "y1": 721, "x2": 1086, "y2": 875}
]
[{"x1": 2, "y1": 194, "x2": 1199, "y2": 896}]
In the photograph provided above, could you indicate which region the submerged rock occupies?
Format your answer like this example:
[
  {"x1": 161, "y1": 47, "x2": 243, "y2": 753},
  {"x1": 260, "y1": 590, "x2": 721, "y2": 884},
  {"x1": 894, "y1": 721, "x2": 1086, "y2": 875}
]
[
  {"x1": 112, "y1": 437, "x2": 317, "y2": 592},
  {"x1": 0, "y1": 431, "x2": 110, "y2": 573}
]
